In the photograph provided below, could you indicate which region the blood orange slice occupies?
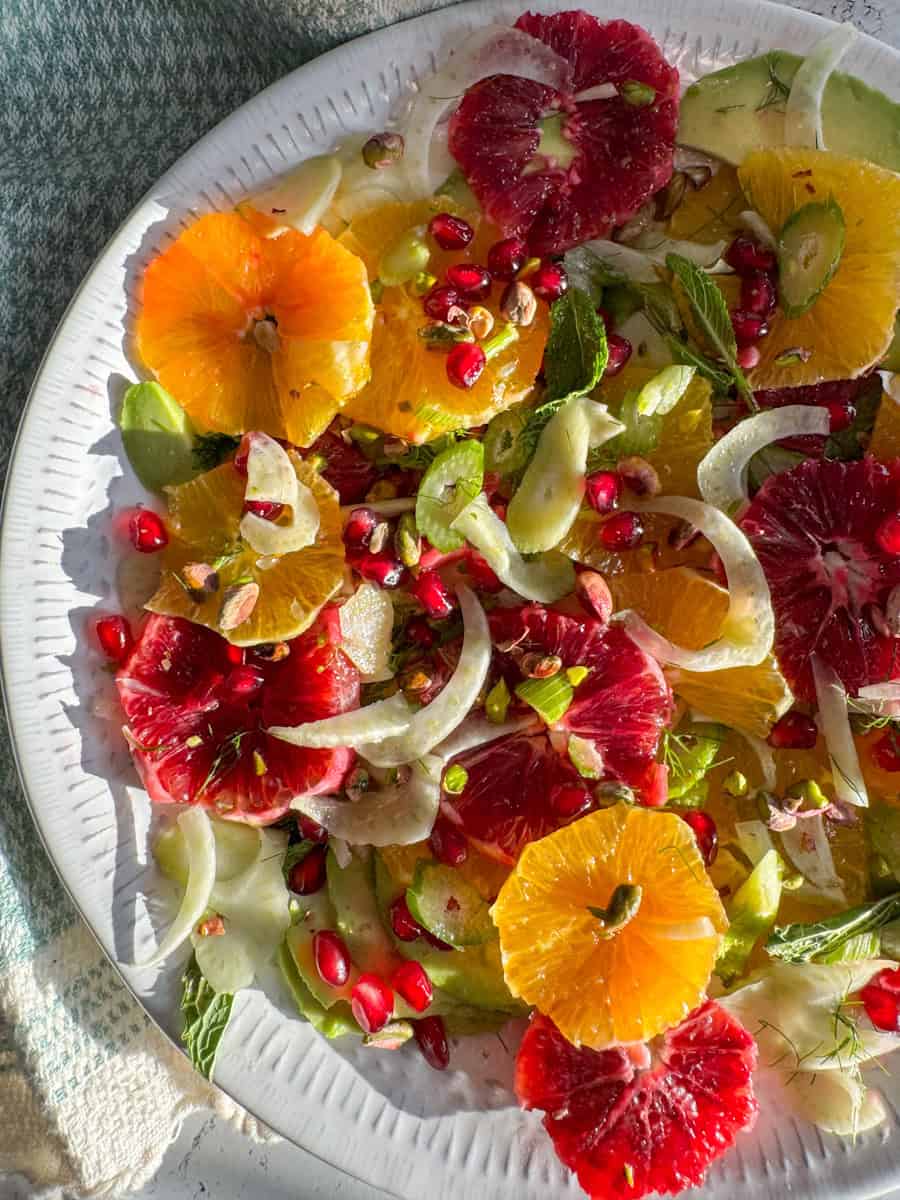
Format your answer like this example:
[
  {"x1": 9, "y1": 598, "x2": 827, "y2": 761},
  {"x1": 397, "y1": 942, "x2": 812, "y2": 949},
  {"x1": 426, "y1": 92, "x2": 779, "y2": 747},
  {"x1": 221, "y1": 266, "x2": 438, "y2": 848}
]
[
  {"x1": 441, "y1": 730, "x2": 587, "y2": 864},
  {"x1": 116, "y1": 613, "x2": 359, "y2": 823},
  {"x1": 754, "y1": 375, "x2": 879, "y2": 456},
  {"x1": 440, "y1": 605, "x2": 672, "y2": 862},
  {"x1": 740, "y1": 456, "x2": 900, "y2": 702},
  {"x1": 516, "y1": 1001, "x2": 758, "y2": 1200},
  {"x1": 448, "y1": 13, "x2": 679, "y2": 255},
  {"x1": 491, "y1": 604, "x2": 673, "y2": 785}
]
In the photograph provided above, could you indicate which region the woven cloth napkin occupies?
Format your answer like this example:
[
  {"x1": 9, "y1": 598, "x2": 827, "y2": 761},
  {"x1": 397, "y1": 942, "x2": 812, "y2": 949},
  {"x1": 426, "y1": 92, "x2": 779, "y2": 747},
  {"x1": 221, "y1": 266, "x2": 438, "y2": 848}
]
[{"x1": 0, "y1": 0, "x2": 896, "y2": 1196}]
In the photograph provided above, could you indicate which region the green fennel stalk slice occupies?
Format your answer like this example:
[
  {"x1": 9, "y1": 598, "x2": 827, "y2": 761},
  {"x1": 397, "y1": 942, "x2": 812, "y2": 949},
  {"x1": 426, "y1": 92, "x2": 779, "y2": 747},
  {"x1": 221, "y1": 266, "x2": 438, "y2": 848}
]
[
  {"x1": 716, "y1": 849, "x2": 784, "y2": 984},
  {"x1": 766, "y1": 892, "x2": 900, "y2": 963},
  {"x1": 415, "y1": 439, "x2": 484, "y2": 552},
  {"x1": 119, "y1": 380, "x2": 197, "y2": 492},
  {"x1": 406, "y1": 861, "x2": 495, "y2": 947}
]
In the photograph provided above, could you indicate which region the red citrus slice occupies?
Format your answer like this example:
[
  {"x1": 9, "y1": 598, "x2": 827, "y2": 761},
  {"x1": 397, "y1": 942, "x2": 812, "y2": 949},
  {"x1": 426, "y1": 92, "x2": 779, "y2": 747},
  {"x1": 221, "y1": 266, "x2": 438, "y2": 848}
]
[
  {"x1": 440, "y1": 605, "x2": 672, "y2": 862},
  {"x1": 116, "y1": 613, "x2": 359, "y2": 823},
  {"x1": 740, "y1": 456, "x2": 900, "y2": 702},
  {"x1": 491, "y1": 604, "x2": 673, "y2": 784},
  {"x1": 516, "y1": 1001, "x2": 758, "y2": 1200},
  {"x1": 441, "y1": 731, "x2": 588, "y2": 864},
  {"x1": 448, "y1": 13, "x2": 679, "y2": 255}
]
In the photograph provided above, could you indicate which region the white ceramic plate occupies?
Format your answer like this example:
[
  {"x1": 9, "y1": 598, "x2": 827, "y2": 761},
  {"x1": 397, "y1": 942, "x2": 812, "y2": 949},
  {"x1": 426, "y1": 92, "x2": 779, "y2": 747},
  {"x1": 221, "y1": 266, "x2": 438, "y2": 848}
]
[{"x1": 3, "y1": 2, "x2": 900, "y2": 1197}]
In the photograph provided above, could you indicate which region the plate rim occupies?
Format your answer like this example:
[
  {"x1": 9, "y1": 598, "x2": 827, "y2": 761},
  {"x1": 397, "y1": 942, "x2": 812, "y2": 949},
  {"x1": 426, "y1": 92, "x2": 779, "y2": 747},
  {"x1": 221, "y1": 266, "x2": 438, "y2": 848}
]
[{"x1": 3, "y1": 1, "x2": 900, "y2": 1197}]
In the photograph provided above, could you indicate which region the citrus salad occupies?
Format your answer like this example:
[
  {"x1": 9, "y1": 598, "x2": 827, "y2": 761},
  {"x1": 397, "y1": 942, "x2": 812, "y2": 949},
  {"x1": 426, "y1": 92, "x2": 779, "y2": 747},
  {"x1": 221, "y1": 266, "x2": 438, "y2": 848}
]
[{"x1": 94, "y1": 9, "x2": 900, "y2": 1198}]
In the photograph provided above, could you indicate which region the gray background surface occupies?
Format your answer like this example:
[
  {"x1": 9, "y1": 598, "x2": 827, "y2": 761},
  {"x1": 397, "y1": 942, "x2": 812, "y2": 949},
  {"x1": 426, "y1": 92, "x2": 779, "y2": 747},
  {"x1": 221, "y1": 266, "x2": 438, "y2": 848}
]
[{"x1": 1, "y1": 0, "x2": 898, "y2": 1196}]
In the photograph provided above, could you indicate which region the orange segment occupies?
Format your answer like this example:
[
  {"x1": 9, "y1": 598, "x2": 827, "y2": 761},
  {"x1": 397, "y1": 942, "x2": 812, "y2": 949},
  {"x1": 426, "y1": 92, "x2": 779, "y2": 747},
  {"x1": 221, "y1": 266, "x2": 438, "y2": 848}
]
[
  {"x1": 667, "y1": 165, "x2": 745, "y2": 245},
  {"x1": 738, "y1": 149, "x2": 900, "y2": 388},
  {"x1": 341, "y1": 200, "x2": 548, "y2": 442},
  {"x1": 137, "y1": 212, "x2": 374, "y2": 446},
  {"x1": 492, "y1": 806, "x2": 726, "y2": 1048},
  {"x1": 146, "y1": 456, "x2": 344, "y2": 646},
  {"x1": 610, "y1": 567, "x2": 793, "y2": 737}
]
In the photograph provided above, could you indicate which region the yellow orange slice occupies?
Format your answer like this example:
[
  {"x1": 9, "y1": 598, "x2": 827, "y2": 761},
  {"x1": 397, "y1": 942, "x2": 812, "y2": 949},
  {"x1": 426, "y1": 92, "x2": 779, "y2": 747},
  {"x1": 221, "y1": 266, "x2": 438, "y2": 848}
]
[{"x1": 492, "y1": 805, "x2": 726, "y2": 1048}]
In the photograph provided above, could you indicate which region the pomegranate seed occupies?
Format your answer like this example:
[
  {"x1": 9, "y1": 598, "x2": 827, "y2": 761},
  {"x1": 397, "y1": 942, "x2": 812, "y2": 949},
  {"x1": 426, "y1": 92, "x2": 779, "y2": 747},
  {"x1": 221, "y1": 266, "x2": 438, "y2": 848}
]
[
  {"x1": 353, "y1": 549, "x2": 408, "y2": 588},
  {"x1": 604, "y1": 333, "x2": 632, "y2": 377},
  {"x1": 288, "y1": 844, "x2": 328, "y2": 894},
  {"x1": 551, "y1": 783, "x2": 592, "y2": 818},
  {"x1": 343, "y1": 506, "x2": 378, "y2": 549},
  {"x1": 576, "y1": 570, "x2": 613, "y2": 625},
  {"x1": 406, "y1": 616, "x2": 437, "y2": 648},
  {"x1": 678, "y1": 810, "x2": 718, "y2": 865},
  {"x1": 351, "y1": 973, "x2": 394, "y2": 1034},
  {"x1": 428, "y1": 212, "x2": 474, "y2": 251},
  {"x1": 737, "y1": 345, "x2": 761, "y2": 370},
  {"x1": 731, "y1": 309, "x2": 770, "y2": 348},
  {"x1": 296, "y1": 814, "x2": 329, "y2": 843},
  {"x1": 531, "y1": 262, "x2": 568, "y2": 303},
  {"x1": 600, "y1": 511, "x2": 644, "y2": 551},
  {"x1": 466, "y1": 551, "x2": 503, "y2": 592},
  {"x1": 225, "y1": 664, "x2": 265, "y2": 699},
  {"x1": 873, "y1": 730, "x2": 900, "y2": 772},
  {"x1": 225, "y1": 644, "x2": 244, "y2": 665},
  {"x1": 861, "y1": 974, "x2": 900, "y2": 1031},
  {"x1": 95, "y1": 614, "x2": 133, "y2": 663},
  {"x1": 411, "y1": 569, "x2": 455, "y2": 618},
  {"x1": 446, "y1": 342, "x2": 486, "y2": 390},
  {"x1": 740, "y1": 271, "x2": 777, "y2": 316},
  {"x1": 826, "y1": 401, "x2": 855, "y2": 433},
  {"x1": 243, "y1": 499, "x2": 284, "y2": 521},
  {"x1": 313, "y1": 930, "x2": 351, "y2": 987},
  {"x1": 876, "y1": 513, "x2": 900, "y2": 556},
  {"x1": 429, "y1": 816, "x2": 468, "y2": 866},
  {"x1": 389, "y1": 894, "x2": 426, "y2": 941},
  {"x1": 414, "y1": 1015, "x2": 450, "y2": 1070},
  {"x1": 234, "y1": 433, "x2": 252, "y2": 476},
  {"x1": 586, "y1": 470, "x2": 620, "y2": 514},
  {"x1": 445, "y1": 263, "x2": 491, "y2": 299},
  {"x1": 423, "y1": 284, "x2": 468, "y2": 323},
  {"x1": 725, "y1": 235, "x2": 776, "y2": 275},
  {"x1": 487, "y1": 236, "x2": 528, "y2": 281},
  {"x1": 128, "y1": 509, "x2": 168, "y2": 553},
  {"x1": 392, "y1": 961, "x2": 433, "y2": 1012},
  {"x1": 768, "y1": 710, "x2": 818, "y2": 750}
]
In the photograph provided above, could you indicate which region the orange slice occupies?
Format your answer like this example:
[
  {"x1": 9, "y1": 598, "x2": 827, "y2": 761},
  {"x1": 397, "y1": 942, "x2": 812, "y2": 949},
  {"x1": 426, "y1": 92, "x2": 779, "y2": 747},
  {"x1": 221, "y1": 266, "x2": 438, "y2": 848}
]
[
  {"x1": 340, "y1": 200, "x2": 548, "y2": 442},
  {"x1": 737, "y1": 149, "x2": 900, "y2": 389},
  {"x1": 667, "y1": 165, "x2": 746, "y2": 246},
  {"x1": 137, "y1": 212, "x2": 374, "y2": 446},
  {"x1": 492, "y1": 805, "x2": 726, "y2": 1048},
  {"x1": 146, "y1": 455, "x2": 344, "y2": 646},
  {"x1": 610, "y1": 567, "x2": 793, "y2": 737}
]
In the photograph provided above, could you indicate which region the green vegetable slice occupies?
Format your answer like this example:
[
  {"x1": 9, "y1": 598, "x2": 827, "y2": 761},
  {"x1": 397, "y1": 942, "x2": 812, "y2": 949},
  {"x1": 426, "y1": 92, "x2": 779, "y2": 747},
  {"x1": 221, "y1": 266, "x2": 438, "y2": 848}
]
[
  {"x1": 406, "y1": 861, "x2": 495, "y2": 947},
  {"x1": 515, "y1": 674, "x2": 574, "y2": 725},
  {"x1": 716, "y1": 848, "x2": 784, "y2": 984},
  {"x1": 777, "y1": 196, "x2": 845, "y2": 317},
  {"x1": 415, "y1": 439, "x2": 484, "y2": 552},
  {"x1": 119, "y1": 381, "x2": 197, "y2": 492},
  {"x1": 483, "y1": 407, "x2": 529, "y2": 476},
  {"x1": 766, "y1": 892, "x2": 900, "y2": 963}
]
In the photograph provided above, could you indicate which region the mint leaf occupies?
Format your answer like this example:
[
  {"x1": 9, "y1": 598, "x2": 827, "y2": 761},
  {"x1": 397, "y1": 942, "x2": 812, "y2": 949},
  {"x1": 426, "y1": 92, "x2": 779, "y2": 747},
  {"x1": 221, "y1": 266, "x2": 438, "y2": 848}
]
[
  {"x1": 544, "y1": 287, "x2": 608, "y2": 405},
  {"x1": 665, "y1": 253, "x2": 755, "y2": 408},
  {"x1": 765, "y1": 892, "x2": 900, "y2": 964},
  {"x1": 664, "y1": 335, "x2": 734, "y2": 392},
  {"x1": 181, "y1": 956, "x2": 234, "y2": 1080}
]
